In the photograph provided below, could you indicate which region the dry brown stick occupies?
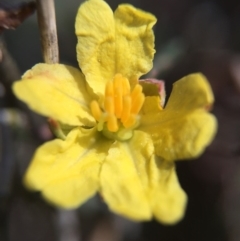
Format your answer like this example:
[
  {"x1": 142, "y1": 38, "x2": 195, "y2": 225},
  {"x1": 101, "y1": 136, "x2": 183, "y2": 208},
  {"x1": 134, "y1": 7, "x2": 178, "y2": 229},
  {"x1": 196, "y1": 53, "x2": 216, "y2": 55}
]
[{"x1": 36, "y1": 0, "x2": 59, "y2": 64}]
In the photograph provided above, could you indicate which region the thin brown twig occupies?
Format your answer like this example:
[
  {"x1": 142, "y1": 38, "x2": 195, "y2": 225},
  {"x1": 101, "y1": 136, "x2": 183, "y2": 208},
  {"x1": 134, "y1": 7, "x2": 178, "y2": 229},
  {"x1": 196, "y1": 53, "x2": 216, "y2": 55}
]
[{"x1": 36, "y1": 0, "x2": 59, "y2": 64}]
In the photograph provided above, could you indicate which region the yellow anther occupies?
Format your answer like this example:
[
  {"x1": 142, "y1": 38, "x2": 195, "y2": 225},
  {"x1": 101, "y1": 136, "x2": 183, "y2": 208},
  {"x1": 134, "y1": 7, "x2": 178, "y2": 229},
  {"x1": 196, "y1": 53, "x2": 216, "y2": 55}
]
[
  {"x1": 105, "y1": 81, "x2": 114, "y2": 96},
  {"x1": 107, "y1": 114, "x2": 119, "y2": 132},
  {"x1": 90, "y1": 100, "x2": 102, "y2": 121},
  {"x1": 113, "y1": 74, "x2": 123, "y2": 89},
  {"x1": 131, "y1": 93, "x2": 145, "y2": 114},
  {"x1": 104, "y1": 96, "x2": 114, "y2": 114},
  {"x1": 90, "y1": 74, "x2": 145, "y2": 135},
  {"x1": 121, "y1": 95, "x2": 131, "y2": 123},
  {"x1": 131, "y1": 84, "x2": 143, "y2": 103},
  {"x1": 122, "y1": 77, "x2": 130, "y2": 95},
  {"x1": 113, "y1": 75, "x2": 123, "y2": 118},
  {"x1": 114, "y1": 73, "x2": 123, "y2": 79},
  {"x1": 123, "y1": 114, "x2": 136, "y2": 128},
  {"x1": 114, "y1": 88, "x2": 123, "y2": 118}
]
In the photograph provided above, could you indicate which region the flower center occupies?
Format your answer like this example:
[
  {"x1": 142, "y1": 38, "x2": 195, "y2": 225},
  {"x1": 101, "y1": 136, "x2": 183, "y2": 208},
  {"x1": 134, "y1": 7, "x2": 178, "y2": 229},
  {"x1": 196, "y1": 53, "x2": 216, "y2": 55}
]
[{"x1": 90, "y1": 74, "x2": 145, "y2": 141}]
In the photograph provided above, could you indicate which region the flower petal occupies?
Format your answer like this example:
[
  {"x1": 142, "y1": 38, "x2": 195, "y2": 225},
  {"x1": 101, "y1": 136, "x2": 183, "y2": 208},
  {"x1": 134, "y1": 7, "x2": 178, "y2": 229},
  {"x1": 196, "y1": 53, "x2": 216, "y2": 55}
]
[
  {"x1": 149, "y1": 158, "x2": 187, "y2": 224},
  {"x1": 24, "y1": 127, "x2": 112, "y2": 208},
  {"x1": 140, "y1": 73, "x2": 217, "y2": 160},
  {"x1": 100, "y1": 133, "x2": 152, "y2": 221},
  {"x1": 166, "y1": 73, "x2": 214, "y2": 111},
  {"x1": 126, "y1": 130, "x2": 155, "y2": 192},
  {"x1": 100, "y1": 130, "x2": 187, "y2": 223},
  {"x1": 75, "y1": 0, "x2": 115, "y2": 96},
  {"x1": 141, "y1": 110, "x2": 217, "y2": 161},
  {"x1": 75, "y1": 0, "x2": 156, "y2": 95},
  {"x1": 128, "y1": 131, "x2": 187, "y2": 223},
  {"x1": 114, "y1": 4, "x2": 156, "y2": 85},
  {"x1": 12, "y1": 63, "x2": 95, "y2": 126}
]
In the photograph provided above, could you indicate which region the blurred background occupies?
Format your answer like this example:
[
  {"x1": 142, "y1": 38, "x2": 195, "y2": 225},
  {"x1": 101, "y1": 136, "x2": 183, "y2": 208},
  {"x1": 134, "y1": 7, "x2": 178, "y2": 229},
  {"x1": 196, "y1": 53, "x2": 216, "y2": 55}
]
[{"x1": 1, "y1": 0, "x2": 240, "y2": 240}]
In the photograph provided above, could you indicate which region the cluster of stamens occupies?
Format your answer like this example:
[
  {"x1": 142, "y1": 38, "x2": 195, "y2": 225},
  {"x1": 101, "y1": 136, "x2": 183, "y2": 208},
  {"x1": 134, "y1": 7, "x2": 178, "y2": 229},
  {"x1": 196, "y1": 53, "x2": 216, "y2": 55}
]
[{"x1": 90, "y1": 74, "x2": 145, "y2": 133}]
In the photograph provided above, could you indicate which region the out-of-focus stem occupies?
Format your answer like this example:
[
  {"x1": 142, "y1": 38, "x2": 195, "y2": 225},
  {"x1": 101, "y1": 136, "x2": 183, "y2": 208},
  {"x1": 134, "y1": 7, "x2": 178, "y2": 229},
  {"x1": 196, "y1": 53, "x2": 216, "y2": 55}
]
[{"x1": 36, "y1": 0, "x2": 59, "y2": 64}]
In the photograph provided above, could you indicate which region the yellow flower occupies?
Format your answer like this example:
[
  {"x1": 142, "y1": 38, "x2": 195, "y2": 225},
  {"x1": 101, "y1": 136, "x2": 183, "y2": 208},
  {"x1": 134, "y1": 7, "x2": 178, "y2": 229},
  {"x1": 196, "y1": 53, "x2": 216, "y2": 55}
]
[{"x1": 12, "y1": 0, "x2": 217, "y2": 224}]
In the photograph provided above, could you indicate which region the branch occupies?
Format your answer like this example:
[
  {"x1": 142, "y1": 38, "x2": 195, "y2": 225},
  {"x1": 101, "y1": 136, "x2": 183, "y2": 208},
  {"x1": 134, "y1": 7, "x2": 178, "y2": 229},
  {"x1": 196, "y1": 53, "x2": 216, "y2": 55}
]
[{"x1": 36, "y1": 0, "x2": 59, "y2": 64}]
